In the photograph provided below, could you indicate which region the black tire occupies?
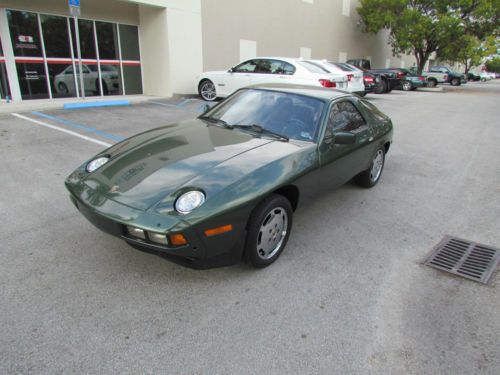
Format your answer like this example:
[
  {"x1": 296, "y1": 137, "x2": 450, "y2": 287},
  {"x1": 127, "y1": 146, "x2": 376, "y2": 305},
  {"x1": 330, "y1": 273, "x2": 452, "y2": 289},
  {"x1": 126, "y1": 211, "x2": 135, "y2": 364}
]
[
  {"x1": 374, "y1": 79, "x2": 387, "y2": 94},
  {"x1": 198, "y1": 79, "x2": 217, "y2": 101},
  {"x1": 427, "y1": 78, "x2": 437, "y2": 88},
  {"x1": 359, "y1": 92, "x2": 367, "y2": 97},
  {"x1": 354, "y1": 147, "x2": 386, "y2": 188},
  {"x1": 244, "y1": 194, "x2": 293, "y2": 268},
  {"x1": 450, "y1": 77, "x2": 460, "y2": 86},
  {"x1": 58, "y1": 82, "x2": 69, "y2": 95},
  {"x1": 402, "y1": 81, "x2": 412, "y2": 91}
]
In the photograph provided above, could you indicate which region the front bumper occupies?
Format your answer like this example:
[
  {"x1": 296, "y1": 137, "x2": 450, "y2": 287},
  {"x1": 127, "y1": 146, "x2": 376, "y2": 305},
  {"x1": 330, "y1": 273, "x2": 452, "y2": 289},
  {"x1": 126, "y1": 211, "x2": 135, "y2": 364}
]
[{"x1": 67, "y1": 183, "x2": 246, "y2": 269}]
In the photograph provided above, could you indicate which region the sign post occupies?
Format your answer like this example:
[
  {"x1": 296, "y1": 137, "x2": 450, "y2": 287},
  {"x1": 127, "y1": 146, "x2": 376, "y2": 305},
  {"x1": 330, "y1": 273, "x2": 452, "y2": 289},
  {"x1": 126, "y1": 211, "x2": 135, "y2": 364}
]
[{"x1": 69, "y1": 0, "x2": 85, "y2": 98}]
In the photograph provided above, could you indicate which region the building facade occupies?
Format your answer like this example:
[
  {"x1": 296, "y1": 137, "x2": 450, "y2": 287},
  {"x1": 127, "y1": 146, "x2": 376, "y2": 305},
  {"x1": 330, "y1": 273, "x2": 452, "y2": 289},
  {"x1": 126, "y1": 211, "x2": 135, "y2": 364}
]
[{"x1": 0, "y1": 0, "x2": 416, "y2": 102}]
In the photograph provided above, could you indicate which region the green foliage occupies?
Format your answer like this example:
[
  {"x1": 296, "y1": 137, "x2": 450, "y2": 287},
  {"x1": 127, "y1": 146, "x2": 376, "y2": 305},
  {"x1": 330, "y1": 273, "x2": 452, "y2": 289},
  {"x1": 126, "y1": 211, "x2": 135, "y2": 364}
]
[
  {"x1": 485, "y1": 57, "x2": 500, "y2": 72},
  {"x1": 357, "y1": 0, "x2": 500, "y2": 73}
]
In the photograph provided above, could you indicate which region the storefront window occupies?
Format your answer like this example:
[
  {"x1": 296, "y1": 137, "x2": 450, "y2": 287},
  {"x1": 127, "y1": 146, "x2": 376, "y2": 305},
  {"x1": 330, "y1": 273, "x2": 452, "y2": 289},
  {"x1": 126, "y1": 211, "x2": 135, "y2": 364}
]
[
  {"x1": 96, "y1": 22, "x2": 122, "y2": 95},
  {"x1": 119, "y1": 25, "x2": 142, "y2": 94},
  {"x1": 41, "y1": 14, "x2": 76, "y2": 98},
  {"x1": 0, "y1": 37, "x2": 11, "y2": 100},
  {"x1": 7, "y1": 10, "x2": 49, "y2": 99}
]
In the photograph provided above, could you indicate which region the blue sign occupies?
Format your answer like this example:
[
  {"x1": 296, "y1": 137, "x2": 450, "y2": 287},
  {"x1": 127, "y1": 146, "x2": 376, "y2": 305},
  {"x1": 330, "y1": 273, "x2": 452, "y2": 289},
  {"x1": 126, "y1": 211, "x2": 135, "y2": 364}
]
[{"x1": 69, "y1": 0, "x2": 80, "y2": 6}]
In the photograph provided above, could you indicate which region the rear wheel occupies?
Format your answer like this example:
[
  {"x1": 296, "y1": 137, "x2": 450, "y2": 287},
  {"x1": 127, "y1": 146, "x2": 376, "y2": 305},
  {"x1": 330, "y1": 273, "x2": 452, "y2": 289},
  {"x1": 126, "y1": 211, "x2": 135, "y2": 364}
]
[
  {"x1": 198, "y1": 79, "x2": 217, "y2": 101},
  {"x1": 244, "y1": 194, "x2": 293, "y2": 268},
  {"x1": 427, "y1": 78, "x2": 437, "y2": 88},
  {"x1": 450, "y1": 77, "x2": 460, "y2": 86},
  {"x1": 374, "y1": 79, "x2": 387, "y2": 94},
  {"x1": 354, "y1": 147, "x2": 386, "y2": 188}
]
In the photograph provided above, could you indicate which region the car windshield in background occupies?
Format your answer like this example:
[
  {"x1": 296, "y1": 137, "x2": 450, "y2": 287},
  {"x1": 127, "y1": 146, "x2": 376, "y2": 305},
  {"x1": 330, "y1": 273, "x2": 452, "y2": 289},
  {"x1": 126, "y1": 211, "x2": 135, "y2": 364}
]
[{"x1": 205, "y1": 89, "x2": 325, "y2": 142}]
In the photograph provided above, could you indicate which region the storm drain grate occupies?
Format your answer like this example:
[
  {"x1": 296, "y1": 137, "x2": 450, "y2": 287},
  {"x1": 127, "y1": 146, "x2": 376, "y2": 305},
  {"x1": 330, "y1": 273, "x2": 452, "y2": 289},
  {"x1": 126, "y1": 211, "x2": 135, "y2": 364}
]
[{"x1": 423, "y1": 236, "x2": 500, "y2": 285}]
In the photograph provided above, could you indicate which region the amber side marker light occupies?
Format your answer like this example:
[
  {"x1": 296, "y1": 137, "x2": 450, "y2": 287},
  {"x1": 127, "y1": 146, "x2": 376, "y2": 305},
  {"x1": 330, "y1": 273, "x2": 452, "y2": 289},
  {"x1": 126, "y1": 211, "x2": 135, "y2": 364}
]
[
  {"x1": 205, "y1": 224, "x2": 233, "y2": 237},
  {"x1": 169, "y1": 233, "x2": 188, "y2": 246}
]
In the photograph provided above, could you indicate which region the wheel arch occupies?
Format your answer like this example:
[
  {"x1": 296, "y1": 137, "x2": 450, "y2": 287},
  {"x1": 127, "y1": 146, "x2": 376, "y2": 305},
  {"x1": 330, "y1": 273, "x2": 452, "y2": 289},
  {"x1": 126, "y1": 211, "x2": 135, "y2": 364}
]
[{"x1": 272, "y1": 185, "x2": 300, "y2": 212}]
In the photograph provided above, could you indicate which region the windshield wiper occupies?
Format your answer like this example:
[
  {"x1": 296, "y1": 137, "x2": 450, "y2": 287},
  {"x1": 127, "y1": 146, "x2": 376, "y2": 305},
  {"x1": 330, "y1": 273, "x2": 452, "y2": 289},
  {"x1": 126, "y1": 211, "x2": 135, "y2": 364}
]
[
  {"x1": 232, "y1": 124, "x2": 289, "y2": 142},
  {"x1": 199, "y1": 115, "x2": 233, "y2": 129}
]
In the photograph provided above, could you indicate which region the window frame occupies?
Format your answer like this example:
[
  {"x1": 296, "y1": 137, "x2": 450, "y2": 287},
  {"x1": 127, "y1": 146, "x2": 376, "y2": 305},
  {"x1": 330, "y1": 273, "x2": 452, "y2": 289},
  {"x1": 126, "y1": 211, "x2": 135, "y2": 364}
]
[{"x1": 322, "y1": 98, "x2": 368, "y2": 142}]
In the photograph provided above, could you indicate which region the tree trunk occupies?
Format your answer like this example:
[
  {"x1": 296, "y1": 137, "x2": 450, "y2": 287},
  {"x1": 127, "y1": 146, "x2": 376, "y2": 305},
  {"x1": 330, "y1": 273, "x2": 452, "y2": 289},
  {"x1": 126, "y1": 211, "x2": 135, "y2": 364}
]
[{"x1": 414, "y1": 50, "x2": 428, "y2": 75}]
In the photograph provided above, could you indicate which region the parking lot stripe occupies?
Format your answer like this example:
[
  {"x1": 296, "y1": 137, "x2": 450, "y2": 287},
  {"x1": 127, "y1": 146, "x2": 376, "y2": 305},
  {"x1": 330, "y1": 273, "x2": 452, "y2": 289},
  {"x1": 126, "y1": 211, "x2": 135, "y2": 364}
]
[
  {"x1": 31, "y1": 111, "x2": 125, "y2": 142},
  {"x1": 12, "y1": 113, "x2": 112, "y2": 148}
]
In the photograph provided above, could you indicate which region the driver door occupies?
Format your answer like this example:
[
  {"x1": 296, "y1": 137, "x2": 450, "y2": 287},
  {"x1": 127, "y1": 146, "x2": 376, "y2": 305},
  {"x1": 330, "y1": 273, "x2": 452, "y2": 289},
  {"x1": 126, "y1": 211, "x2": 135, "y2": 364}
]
[
  {"x1": 318, "y1": 99, "x2": 375, "y2": 191},
  {"x1": 224, "y1": 59, "x2": 257, "y2": 95}
]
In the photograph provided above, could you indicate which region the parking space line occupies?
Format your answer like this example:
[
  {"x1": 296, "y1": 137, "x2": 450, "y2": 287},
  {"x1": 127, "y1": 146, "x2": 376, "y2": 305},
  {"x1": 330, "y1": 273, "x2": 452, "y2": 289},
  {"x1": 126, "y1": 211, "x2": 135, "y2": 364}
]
[
  {"x1": 12, "y1": 113, "x2": 112, "y2": 148},
  {"x1": 31, "y1": 111, "x2": 125, "y2": 142}
]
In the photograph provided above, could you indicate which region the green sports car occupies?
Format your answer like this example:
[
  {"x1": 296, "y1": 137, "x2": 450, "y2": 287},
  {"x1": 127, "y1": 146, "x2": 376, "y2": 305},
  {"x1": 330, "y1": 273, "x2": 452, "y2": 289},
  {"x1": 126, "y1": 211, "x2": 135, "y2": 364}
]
[{"x1": 65, "y1": 84, "x2": 393, "y2": 269}]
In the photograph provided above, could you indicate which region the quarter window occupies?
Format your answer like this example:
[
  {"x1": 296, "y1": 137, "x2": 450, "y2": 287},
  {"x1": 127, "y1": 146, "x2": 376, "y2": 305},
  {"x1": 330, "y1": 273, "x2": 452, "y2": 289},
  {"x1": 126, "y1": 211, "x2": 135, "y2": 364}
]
[{"x1": 325, "y1": 101, "x2": 366, "y2": 137}]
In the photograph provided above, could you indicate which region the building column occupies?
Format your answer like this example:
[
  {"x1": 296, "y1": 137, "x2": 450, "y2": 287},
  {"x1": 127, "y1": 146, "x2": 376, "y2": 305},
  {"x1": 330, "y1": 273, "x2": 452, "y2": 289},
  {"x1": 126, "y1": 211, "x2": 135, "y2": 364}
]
[{"x1": 0, "y1": 8, "x2": 22, "y2": 101}]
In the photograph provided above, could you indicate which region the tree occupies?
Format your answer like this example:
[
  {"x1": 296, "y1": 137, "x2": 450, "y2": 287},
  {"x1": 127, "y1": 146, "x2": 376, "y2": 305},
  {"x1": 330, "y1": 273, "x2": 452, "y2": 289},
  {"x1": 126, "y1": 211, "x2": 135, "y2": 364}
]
[
  {"x1": 485, "y1": 57, "x2": 500, "y2": 72},
  {"x1": 357, "y1": 0, "x2": 500, "y2": 74},
  {"x1": 439, "y1": 35, "x2": 497, "y2": 73}
]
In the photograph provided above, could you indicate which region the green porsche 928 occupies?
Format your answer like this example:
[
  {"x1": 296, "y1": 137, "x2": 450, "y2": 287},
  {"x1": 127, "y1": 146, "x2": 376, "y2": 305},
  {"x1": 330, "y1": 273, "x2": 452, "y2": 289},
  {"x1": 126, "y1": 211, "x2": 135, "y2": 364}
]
[{"x1": 66, "y1": 84, "x2": 393, "y2": 269}]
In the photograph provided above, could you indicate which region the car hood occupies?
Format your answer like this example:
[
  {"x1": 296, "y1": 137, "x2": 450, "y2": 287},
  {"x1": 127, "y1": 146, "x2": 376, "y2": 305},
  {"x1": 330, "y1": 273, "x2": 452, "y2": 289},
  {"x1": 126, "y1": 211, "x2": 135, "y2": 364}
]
[{"x1": 82, "y1": 120, "x2": 278, "y2": 211}]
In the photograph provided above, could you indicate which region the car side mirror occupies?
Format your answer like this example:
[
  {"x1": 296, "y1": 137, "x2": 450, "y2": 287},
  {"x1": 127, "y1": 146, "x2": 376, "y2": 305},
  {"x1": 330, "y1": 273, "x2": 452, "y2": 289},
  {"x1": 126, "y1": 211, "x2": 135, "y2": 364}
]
[{"x1": 334, "y1": 131, "x2": 356, "y2": 145}]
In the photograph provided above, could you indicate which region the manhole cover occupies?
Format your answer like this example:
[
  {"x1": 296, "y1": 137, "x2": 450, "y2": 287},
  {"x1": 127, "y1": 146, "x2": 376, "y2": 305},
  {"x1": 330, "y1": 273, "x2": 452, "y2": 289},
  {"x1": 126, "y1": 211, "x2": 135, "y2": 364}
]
[{"x1": 423, "y1": 236, "x2": 500, "y2": 285}]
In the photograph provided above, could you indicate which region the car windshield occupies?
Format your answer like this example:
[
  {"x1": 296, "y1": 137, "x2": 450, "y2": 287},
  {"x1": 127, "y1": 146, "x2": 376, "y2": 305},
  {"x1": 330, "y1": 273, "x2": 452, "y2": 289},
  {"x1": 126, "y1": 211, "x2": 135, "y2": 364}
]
[{"x1": 203, "y1": 89, "x2": 325, "y2": 142}]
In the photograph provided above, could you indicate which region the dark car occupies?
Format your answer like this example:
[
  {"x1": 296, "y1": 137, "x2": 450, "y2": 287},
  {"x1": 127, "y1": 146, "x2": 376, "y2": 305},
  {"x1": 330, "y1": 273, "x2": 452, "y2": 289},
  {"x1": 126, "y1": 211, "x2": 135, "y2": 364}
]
[
  {"x1": 371, "y1": 68, "x2": 427, "y2": 91},
  {"x1": 66, "y1": 84, "x2": 393, "y2": 269},
  {"x1": 334, "y1": 63, "x2": 381, "y2": 95},
  {"x1": 467, "y1": 72, "x2": 480, "y2": 81}
]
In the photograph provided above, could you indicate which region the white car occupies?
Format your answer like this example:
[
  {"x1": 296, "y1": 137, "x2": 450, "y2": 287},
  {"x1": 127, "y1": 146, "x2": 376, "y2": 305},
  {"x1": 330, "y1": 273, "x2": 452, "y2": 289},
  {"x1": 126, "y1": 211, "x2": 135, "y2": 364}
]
[
  {"x1": 54, "y1": 64, "x2": 121, "y2": 96},
  {"x1": 196, "y1": 57, "x2": 347, "y2": 101},
  {"x1": 480, "y1": 72, "x2": 495, "y2": 81},
  {"x1": 304, "y1": 60, "x2": 365, "y2": 95}
]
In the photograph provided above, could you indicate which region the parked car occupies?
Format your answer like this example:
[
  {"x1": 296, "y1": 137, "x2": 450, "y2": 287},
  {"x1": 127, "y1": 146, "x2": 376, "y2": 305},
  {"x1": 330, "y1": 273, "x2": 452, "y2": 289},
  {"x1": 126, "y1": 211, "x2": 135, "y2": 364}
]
[
  {"x1": 467, "y1": 72, "x2": 481, "y2": 81},
  {"x1": 334, "y1": 63, "x2": 382, "y2": 95},
  {"x1": 54, "y1": 64, "x2": 120, "y2": 96},
  {"x1": 196, "y1": 57, "x2": 347, "y2": 101},
  {"x1": 303, "y1": 60, "x2": 365, "y2": 96},
  {"x1": 345, "y1": 59, "x2": 394, "y2": 94},
  {"x1": 480, "y1": 72, "x2": 495, "y2": 81},
  {"x1": 372, "y1": 68, "x2": 427, "y2": 91},
  {"x1": 66, "y1": 84, "x2": 393, "y2": 269},
  {"x1": 420, "y1": 66, "x2": 467, "y2": 87}
]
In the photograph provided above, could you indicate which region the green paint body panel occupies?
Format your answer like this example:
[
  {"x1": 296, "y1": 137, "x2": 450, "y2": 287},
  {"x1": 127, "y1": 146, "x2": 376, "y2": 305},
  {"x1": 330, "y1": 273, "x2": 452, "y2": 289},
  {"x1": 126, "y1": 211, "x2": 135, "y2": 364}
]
[{"x1": 65, "y1": 87, "x2": 393, "y2": 268}]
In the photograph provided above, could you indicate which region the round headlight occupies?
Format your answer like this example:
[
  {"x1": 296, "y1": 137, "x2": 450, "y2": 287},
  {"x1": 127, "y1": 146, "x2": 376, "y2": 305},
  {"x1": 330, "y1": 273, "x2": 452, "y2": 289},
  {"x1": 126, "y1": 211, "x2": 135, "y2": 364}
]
[
  {"x1": 175, "y1": 191, "x2": 205, "y2": 214},
  {"x1": 86, "y1": 156, "x2": 109, "y2": 173}
]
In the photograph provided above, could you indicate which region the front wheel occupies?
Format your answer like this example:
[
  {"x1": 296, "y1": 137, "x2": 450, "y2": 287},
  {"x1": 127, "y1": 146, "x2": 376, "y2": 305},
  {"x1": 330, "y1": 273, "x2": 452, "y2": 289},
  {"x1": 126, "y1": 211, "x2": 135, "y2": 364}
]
[
  {"x1": 198, "y1": 79, "x2": 217, "y2": 101},
  {"x1": 450, "y1": 77, "x2": 460, "y2": 86},
  {"x1": 354, "y1": 147, "x2": 386, "y2": 188},
  {"x1": 402, "y1": 81, "x2": 412, "y2": 91},
  {"x1": 244, "y1": 194, "x2": 293, "y2": 268}
]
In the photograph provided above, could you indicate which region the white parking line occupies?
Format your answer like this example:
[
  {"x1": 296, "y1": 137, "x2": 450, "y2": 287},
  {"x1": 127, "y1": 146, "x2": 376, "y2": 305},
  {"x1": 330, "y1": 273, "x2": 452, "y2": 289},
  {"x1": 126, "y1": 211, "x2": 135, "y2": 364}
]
[{"x1": 12, "y1": 113, "x2": 112, "y2": 148}]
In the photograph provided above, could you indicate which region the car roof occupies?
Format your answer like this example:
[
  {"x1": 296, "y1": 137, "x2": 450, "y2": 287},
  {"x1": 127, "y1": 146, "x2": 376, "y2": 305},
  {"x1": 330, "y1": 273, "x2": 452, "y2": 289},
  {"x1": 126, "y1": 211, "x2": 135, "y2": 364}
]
[{"x1": 244, "y1": 83, "x2": 353, "y2": 101}]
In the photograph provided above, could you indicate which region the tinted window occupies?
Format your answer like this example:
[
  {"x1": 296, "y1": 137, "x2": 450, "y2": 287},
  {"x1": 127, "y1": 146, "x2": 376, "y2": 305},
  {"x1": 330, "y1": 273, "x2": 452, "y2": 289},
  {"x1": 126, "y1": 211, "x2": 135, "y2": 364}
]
[
  {"x1": 96, "y1": 22, "x2": 119, "y2": 60},
  {"x1": 332, "y1": 63, "x2": 354, "y2": 72},
  {"x1": 70, "y1": 19, "x2": 96, "y2": 59},
  {"x1": 119, "y1": 24, "x2": 140, "y2": 61},
  {"x1": 41, "y1": 15, "x2": 71, "y2": 57},
  {"x1": 206, "y1": 89, "x2": 325, "y2": 142},
  {"x1": 325, "y1": 101, "x2": 366, "y2": 136},
  {"x1": 359, "y1": 99, "x2": 389, "y2": 122},
  {"x1": 7, "y1": 10, "x2": 43, "y2": 57},
  {"x1": 234, "y1": 60, "x2": 258, "y2": 73}
]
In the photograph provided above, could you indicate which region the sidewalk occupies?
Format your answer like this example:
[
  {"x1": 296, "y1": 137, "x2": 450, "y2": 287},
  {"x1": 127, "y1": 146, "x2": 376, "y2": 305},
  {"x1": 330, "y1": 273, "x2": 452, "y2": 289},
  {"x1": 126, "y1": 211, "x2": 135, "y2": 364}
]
[{"x1": 0, "y1": 95, "x2": 164, "y2": 114}]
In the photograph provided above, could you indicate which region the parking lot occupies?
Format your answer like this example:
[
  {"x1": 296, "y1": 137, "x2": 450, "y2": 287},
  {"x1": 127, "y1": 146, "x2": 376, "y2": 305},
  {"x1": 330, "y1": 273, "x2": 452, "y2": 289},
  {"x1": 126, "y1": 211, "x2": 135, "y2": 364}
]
[{"x1": 1, "y1": 81, "x2": 499, "y2": 374}]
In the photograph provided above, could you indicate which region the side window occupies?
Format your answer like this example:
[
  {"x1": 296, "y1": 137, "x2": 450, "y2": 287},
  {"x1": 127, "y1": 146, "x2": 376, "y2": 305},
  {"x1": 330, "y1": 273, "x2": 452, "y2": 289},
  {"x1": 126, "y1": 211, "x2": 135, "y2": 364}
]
[
  {"x1": 282, "y1": 62, "x2": 295, "y2": 75},
  {"x1": 269, "y1": 60, "x2": 296, "y2": 75},
  {"x1": 65, "y1": 66, "x2": 73, "y2": 74},
  {"x1": 254, "y1": 59, "x2": 272, "y2": 74},
  {"x1": 325, "y1": 101, "x2": 366, "y2": 138},
  {"x1": 233, "y1": 60, "x2": 258, "y2": 73}
]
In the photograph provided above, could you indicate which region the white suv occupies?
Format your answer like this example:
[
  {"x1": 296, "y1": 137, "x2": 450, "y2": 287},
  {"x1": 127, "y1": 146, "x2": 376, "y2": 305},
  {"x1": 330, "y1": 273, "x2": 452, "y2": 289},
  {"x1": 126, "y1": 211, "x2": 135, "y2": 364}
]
[{"x1": 196, "y1": 57, "x2": 347, "y2": 101}]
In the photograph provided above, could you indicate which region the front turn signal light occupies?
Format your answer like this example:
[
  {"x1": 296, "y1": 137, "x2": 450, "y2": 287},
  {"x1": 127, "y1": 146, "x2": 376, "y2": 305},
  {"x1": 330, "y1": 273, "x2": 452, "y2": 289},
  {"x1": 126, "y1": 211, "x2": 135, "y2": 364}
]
[
  {"x1": 205, "y1": 224, "x2": 233, "y2": 237},
  {"x1": 169, "y1": 233, "x2": 188, "y2": 246}
]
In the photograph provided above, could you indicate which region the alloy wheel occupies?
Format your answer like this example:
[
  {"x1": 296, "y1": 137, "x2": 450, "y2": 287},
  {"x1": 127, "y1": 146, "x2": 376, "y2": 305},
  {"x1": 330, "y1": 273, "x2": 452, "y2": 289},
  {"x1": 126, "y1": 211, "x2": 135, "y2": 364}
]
[{"x1": 256, "y1": 207, "x2": 288, "y2": 260}]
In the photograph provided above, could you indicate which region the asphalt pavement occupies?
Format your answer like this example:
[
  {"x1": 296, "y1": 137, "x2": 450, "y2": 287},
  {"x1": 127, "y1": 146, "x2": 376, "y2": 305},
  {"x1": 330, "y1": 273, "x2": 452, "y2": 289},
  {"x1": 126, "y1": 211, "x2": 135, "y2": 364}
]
[{"x1": 1, "y1": 81, "x2": 499, "y2": 374}]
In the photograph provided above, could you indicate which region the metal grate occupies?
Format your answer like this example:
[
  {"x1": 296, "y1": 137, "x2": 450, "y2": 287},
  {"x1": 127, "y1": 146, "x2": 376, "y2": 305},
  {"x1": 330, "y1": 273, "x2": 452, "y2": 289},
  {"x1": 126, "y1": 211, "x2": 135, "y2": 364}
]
[{"x1": 423, "y1": 236, "x2": 500, "y2": 285}]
